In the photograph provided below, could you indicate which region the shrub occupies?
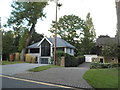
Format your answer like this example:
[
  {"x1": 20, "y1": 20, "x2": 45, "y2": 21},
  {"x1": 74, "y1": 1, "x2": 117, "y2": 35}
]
[
  {"x1": 77, "y1": 56, "x2": 85, "y2": 64},
  {"x1": 64, "y1": 54, "x2": 85, "y2": 67},
  {"x1": 52, "y1": 51, "x2": 85, "y2": 67},
  {"x1": 90, "y1": 62, "x2": 119, "y2": 69},
  {"x1": 65, "y1": 53, "x2": 78, "y2": 67}
]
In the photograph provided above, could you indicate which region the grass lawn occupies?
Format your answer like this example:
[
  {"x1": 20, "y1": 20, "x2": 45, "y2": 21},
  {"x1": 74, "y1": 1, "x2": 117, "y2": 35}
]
[
  {"x1": 0, "y1": 61, "x2": 25, "y2": 65},
  {"x1": 29, "y1": 65, "x2": 61, "y2": 72},
  {"x1": 83, "y1": 68, "x2": 119, "y2": 88}
]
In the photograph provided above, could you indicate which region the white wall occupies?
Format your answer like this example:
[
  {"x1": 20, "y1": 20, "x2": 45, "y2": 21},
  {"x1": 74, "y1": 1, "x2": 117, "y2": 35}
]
[
  {"x1": 84, "y1": 55, "x2": 98, "y2": 62},
  {"x1": 66, "y1": 48, "x2": 74, "y2": 56}
]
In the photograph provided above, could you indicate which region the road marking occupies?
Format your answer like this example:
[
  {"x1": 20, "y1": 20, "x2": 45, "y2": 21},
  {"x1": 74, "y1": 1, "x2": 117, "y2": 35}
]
[{"x1": 0, "y1": 75, "x2": 72, "y2": 89}]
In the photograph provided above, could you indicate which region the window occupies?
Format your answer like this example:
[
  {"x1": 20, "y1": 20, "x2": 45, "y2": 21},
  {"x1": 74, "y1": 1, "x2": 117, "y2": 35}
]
[
  {"x1": 70, "y1": 48, "x2": 72, "y2": 53},
  {"x1": 41, "y1": 40, "x2": 50, "y2": 56},
  {"x1": 30, "y1": 48, "x2": 39, "y2": 53},
  {"x1": 56, "y1": 47, "x2": 64, "y2": 51}
]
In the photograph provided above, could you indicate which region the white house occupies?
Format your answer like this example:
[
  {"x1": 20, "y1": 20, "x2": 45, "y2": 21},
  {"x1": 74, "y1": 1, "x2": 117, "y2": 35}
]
[{"x1": 26, "y1": 37, "x2": 76, "y2": 64}]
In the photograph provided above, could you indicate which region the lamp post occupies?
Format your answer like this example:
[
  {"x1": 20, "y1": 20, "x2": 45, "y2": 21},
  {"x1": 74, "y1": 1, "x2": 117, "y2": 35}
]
[
  {"x1": 54, "y1": 0, "x2": 62, "y2": 65},
  {"x1": 54, "y1": 1, "x2": 58, "y2": 65}
]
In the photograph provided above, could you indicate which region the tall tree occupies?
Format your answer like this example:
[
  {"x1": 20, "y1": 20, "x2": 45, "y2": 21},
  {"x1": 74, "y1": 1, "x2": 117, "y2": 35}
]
[
  {"x1": 80, "y1": 13, "x2": 96, "y2": 54},
  {"x1": 29, "y1": 31, "x2": 44, "y2": 45},
  {"x1": 49, "y1": 15, "x2": 84, "y2": 45},
  {"x1": 18, "y1": 30, "x2": 44, "y2": 52},
  {"x1": 2, "y1": 31, "x2": 15, "y2": 60},
  {"x1": 7, "y1": 2, "x2": 47, "y2": 61}
]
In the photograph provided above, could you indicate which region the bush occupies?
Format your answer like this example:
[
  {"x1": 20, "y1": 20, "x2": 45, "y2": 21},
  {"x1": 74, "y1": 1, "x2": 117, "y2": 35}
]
[
  {"x1": 77, "y1": 56, "x2": 85, "y2": 64},
  {"x1": 65, "y1": 53, "x2": 78, "y2": 67},
  {"x1": 52, "y1": 51, "x2": 85, "y2": 67},
  {"x1": 90, "y1": 62, "x2": 119, "y2": 69},
  {"x1": 64, "y1": 54, "x2": 85, "y2": 67}
]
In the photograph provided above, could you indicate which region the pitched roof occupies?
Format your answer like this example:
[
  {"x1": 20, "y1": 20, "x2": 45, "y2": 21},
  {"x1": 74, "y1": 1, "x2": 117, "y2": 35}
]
[
  {"x1": 27, "y1": 37, "x2": 75, "y2": 49},
  {"x1": 27, "y1": 42, "x2": 39, "y2": 48},
  {"x1": 96, "y1": 35, "x2": 117, "y2": 46}
]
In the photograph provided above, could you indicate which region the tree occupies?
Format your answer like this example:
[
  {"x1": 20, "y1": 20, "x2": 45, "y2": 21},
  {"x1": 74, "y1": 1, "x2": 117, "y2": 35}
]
[
  {"x1": 18, "y1": 29, "x2": 29, "y2": 52},
  {"x1": 7, "y1": 2, "x2": 47, "y2": 61},
  {"x1": 18, "y1": 30, "x2": 44, "y2": 52},
  {"x1": 80, "y1": 13, "x2": 96, "y2": 54},
  {"x1": 2, "y1": 31, "x2": 15, "y2": 60},
  {"x1": 29, "y1": 31, "x2": 44, "y2": 45},
  {"x1": 49, "y1": 15, "x2": 84, "y2": 45},
  {"x1": 101, "y1": 44, "x2": 118, "y2": 57}
]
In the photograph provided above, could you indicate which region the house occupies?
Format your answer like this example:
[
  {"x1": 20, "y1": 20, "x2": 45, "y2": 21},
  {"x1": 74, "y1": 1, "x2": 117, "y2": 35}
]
[
  {"x1": 95, "y1": 35, "x2": 118, "y2": 63},
  {"x1": 26, "y1": 37, "x2": 75, "y2": 64},
  {"x1": 96, "y1": 35, "x2": 117, "y2": 55}
]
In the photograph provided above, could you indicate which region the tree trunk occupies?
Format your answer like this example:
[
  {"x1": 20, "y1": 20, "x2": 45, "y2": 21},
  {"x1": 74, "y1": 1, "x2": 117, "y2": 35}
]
[
  {"x1": 20, "y1": 22, "x2": 36, "y2": 61},
  {"x1": 20, "y1": 48, "x2": 25, "y2": 61}
]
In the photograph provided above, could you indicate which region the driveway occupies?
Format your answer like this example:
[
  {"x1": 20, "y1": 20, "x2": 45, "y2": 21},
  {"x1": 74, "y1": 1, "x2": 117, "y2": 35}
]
[
  {"x1": 1, "y1": 63, "x2": 48, "y2": 75},
  {"x1": 13, "y1": 63, "x2": 92, "y2": 88}
]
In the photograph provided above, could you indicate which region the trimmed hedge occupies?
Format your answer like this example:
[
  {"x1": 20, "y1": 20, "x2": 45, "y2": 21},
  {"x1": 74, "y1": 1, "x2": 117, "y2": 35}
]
[
  {"x1": 90, "y1": 62, "x2": 120, "y2": 69},
  {"x1": 77, "y1": 56, "x2": 85, "y2": 64},
  {"x1": 55, "y1": 51, "x2": 85, "y2": 67}
]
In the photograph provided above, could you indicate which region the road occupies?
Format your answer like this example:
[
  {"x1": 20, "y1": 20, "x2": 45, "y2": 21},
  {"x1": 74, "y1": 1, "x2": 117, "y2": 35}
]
[
  {"x1": 1, "y1": 63, "x2": 48, "y2": 75},
  {"x1": 0, "y1": 75, "x2": 73, "y2": 89}
]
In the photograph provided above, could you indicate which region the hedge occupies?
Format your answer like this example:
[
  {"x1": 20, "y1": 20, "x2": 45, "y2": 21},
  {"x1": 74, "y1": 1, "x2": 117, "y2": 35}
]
[
  {"x1": 54, "y1": 51, "x2": 85, "y2": 67},
  {"x1": 90, "y1": 62, "x2": 120, "y2": 69}
]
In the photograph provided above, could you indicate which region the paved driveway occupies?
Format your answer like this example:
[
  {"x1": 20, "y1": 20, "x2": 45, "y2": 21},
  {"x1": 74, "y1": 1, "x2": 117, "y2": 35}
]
[
  {"x1": 1, "y1": 63, "x2": 48, "y2": 75},
  {"x1": 13, "y1": 63, "x2": 92, "y2": 88}
]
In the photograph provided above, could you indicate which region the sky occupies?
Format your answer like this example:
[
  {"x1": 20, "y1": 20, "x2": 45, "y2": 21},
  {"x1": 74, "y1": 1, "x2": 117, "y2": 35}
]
[{"x1": 0, "y1": 0, "x2": 118, "y2": 38}]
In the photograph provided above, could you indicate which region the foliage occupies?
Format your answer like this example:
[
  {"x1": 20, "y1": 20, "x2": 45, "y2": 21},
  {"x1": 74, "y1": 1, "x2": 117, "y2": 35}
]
[
  {"x1": 29, "y1": 65, "x2": 60, "y2": 72},
  {"x1": 7, "y1": 2, "x2": 47, "y2": 27},
  {"x1": 29, "y1": 31, "x2": 44, "y2": 45},
  {"x1": 2, "y1": 31, "x2": 15, "y2": 60},
  {"x1": 90, "y1": 62, "x2": 119, "y2": 69},
  {"x1": 18, "y1": 29, "x2": 29, "y2": 51},
  {"x1": 65, "y1": 54, "x2": 85, "y2": 67},
  {"x1": 83, "y1": 68, "x2": 118, "y2": 88},
  {"x1": 54, "y1": 51, "x2": 85, "y2": 67},
  {"x1": 101, "y1": 44, "x2": 118, "y2": 57},
  {"x1": 49, "y1": 13, "x2": 96, "y2": 56},
  {"x1": 64, "y1": 54, "x2": 78, "y2": 67},
  {"x1": 6, "y1": 1, "x2": 47, "y2": 61},
  {"x1": 76, "y1": 56, "x2": 85, "y2": 64},
  {"x1": 49, "y1": 15, "x2": 84, "y2": 48},
  {"x1": 80, "y1": 13, "x2": 96, "y2": 54}
]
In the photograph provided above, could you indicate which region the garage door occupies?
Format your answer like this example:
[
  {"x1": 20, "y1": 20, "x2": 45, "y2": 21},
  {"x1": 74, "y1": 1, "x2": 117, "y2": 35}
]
[
  {"x1": 85, "y1": 57, "x2": 92, "y2": 62},
  {"x1": 40, "y1": 58, "x2": 48, "y2": 64}
]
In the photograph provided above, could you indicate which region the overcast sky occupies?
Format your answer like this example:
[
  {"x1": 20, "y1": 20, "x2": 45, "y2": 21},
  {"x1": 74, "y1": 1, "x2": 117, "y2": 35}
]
[{"x1": 0, "y1": 0, "x2": 117, "y2": 38}]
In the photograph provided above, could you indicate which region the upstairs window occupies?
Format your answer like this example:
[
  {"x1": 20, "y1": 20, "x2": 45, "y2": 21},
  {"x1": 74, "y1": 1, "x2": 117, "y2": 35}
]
[
  {"x1": 41, "y1": 39, "x2": 50, "y2": 56},
  {"x1": 30, "y1": 48, "x2": 39, "y2": 53}
]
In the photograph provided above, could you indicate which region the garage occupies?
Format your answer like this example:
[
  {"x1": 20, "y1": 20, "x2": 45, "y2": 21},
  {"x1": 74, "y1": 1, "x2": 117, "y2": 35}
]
[
  {"x1": 84, "y1": 55, "x2": 97, "y2": 62},
  {"x1": 39, "y1": 58, "x2": 50, "y2": 64}
]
